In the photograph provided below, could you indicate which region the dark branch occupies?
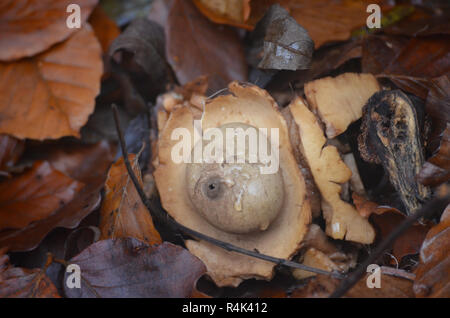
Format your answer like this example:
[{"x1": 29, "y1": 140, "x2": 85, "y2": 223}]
[{"x1": 112, "y1": 104, "x2": 344, "y2": 279}]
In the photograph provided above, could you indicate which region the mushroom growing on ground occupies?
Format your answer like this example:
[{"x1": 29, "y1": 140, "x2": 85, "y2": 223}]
[{"x1": 154, "y1": 82, "x2": 311, "y2": 286}]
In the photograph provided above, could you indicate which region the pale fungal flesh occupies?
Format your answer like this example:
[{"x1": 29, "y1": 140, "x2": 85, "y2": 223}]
[
  {"x1": 304, "y1": 73, "x2": 381, "y2": 138},
  {"x1": 288, "y1": 97, "x2": 375, "y2": 244},
  {"x1": 154, "y1": 82, "x2": 311, "y2": 287}
]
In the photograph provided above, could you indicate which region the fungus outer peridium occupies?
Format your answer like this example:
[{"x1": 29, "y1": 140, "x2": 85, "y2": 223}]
[
  {"x1": 154, "y1": 82, "x2": 311, "y2": 287},
  {"x1": 288, "y1": 96, "x2": 375, "y2": 244}
]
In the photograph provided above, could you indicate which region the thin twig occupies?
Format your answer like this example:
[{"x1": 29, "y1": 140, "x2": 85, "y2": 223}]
[
  {"x1": 112, "y1": 104, "x2": 345, "y2": 279},
  {"x1": 329, "y1": 191, "x2": 450, "y2": 297}
]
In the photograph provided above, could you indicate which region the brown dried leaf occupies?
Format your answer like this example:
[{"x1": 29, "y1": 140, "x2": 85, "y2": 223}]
[
  {"x1": 100, "y1": 155, "x2": 161, "y2": 245},
  {"x1": 0, "y1": 252, "x2": 60, "y2": 298},
  {"x1": 0, "y1": 161, "x2": 83, "y2": 231},
  {"x1": 0, "y1": 0, "x2": 98, "y2": 61},
  {"x1": 193, "y1": 0, "x2": 252, "y2": 29},
  {"x1": 362, "y1": 35, "x2": 450, "y2": 96},
  {"x1": 353, "y1": 194, "x2": 431, "y2": 262},
  {"x1": 0, "y1": 26, "x2": 102, "y2": 140},
  {"x1": 0, "y1": 134, "x2": 24, "y2": 174},
  {"x1": 414, "y1": 204, "x2": 450, "y2": 297},
  {"x1": 278, "y1": 0, "x2": 390, "y2": 48},
  {"x1": 64, "y1": 238, "x2": 206, "y2": 298},
  {"x1": 166, "y1": 0, "x2": 247, "y2": 92},
  {"x1": 0, "y1": 182, "x2": 101, "y2": 252}
]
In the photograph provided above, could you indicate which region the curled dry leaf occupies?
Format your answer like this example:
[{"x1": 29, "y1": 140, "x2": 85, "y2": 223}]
[
  {"x1": 0, "y1": 0, "x2": 98, "y2": 61},
  {"x1": 248, "y1": 4, "x2": 313, "y2": 71},
  {"x1": 100, "y1": 154, "x2": 162, "y2": 245},
  {"x1": 288, "y1": 97, "x2": 375, "y2": 244},
  {"x1": 64, "y1": 238, "x2": 206, "y2": 298},
  {"x1": 414, "y1": 204, "x2": 450, "y2": 297},
  {"x1": 353, "y1": 193, "x2": 431, "y2": 262},
  {"x1": 0, "y1": 161, "x2": 83, "y2": 231},
  {"x1": 0, "y1": 26, "x2": 102, "y2": 140},
  {"x1": 166, "y1": 0, "x2": 247, "y2": 92},
  {"x1": 0, "y1": 134, "x2": 24, "y2": 174},
  {"x1": 0, "y1": 141, "x2": 113, "y2": 252},
  {"x1": 0, "y1": 252, "x2": 60, "y2": 298},
  {"x1": 304, "y1": 72, "x2": 381, "y2": 139},
  {"x1": 154, "y1": 82, "x2": 311, "y2": 286},
  {"x1": 109, "y1": 18, "x2": 169, "y2": 100}
]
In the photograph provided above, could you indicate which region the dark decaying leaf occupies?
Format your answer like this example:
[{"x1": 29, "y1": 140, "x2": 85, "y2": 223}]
[
  {"x1": 109, "y1": 18, "x2": 169, "y2": 100},
  {"x1": 64, "y1": 238, "x2": 206, "y2": 298},
  {"x1": 247, "y1": 4, "x2": 313, "y2": 71},
  {"x1": 0, "y1": 252, "x2": 60, "y2": 298},
  {"x1": 414, "y1": 204, "x2": 450, "y2": 297},
  {"x1": 418, "y1": 124, "x2": 450, "y2": 186},
  {"x1": 425, "y1": 75, "x2": 450, "y2": 152},
  {"x1": 100, "y1": 155, "x2": 161, "y2": 244},
  {"x1": 0, "y1": 0, "x2": 98, "y2": 61},
  {"x1": 165, "y1": 0, "x2": 247, "y2": 92},
  {"x1": 115, "y1": 115, "x2": 151, "y2": 170}
]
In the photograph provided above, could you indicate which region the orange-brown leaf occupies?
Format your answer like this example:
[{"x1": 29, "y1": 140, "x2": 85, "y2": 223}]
[
  {"x1": 414, "y1": 205, "x2": 450, "y2": 297},
  {"x1": 0, "y1": 161, "x2": 83, "y2": 231},
  {"x1": 89, "y1": 6, "x2": 120, "y2": 53},
  {"x1": 0, "y1": 0, "x2": 98, "y2": 61},
  {"x1": 100, "y1": 155, "x2": 162, "y2": 245},
  {"x1": 0, "y1": 26, "x2": 102, "y2": 140}
]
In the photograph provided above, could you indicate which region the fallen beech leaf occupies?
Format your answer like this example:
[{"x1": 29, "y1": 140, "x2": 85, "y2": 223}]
[
  {"x1": 64, "y1": 238, "x2": 206, "y2": 298},
  {"x1": 288, "y1": 97, "x2": 375, "y2": 244},
  {"x1": 166, "y1": 0, "x2": 247, "y2": 92},
  {"x1": 304, "y1": 72, "x2": 381, "y2": 138},
  {"x1": 89, "y1": 6, "x2": 121, "y2": 53},
  {"x1": 278, "y1": 0, "x2": 390, "y2": 48},
  {"x1": 0, "y1": 0, "x2": 98, "y2": 61},
  {"x1": 0, "y1": 161, "x2": 83, "y2": 231},
  {"x1": 362, "y1": 35, "x2": 450, "y2": 95},
  {"x1": 248, "y1": 4, "x2": 313, "y2": 71},
  {"x1": 414, "y1": 204, "x2": 450, "y2": 297},
  {"x1": 0, "y1": 134, "x2": 24, "y2": 174},
  {"x1": 0, "y1": 26, "x2": 102, "y2": 140},
  {"x1": 100, "y1": 155, "x2": 161, "y2": 244},
  {"x1": 0, "y1": 170, "x2": 103, "y2": 252},
  {"x1": 41, "y1": 140, "x2": 115, "y2": 184},
  {"x1": 0, "y1": 252, "x2": 60, "y2": 298},
  {"x1": 353, "y1": 194, "x2": 431, "y2": 262}
]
